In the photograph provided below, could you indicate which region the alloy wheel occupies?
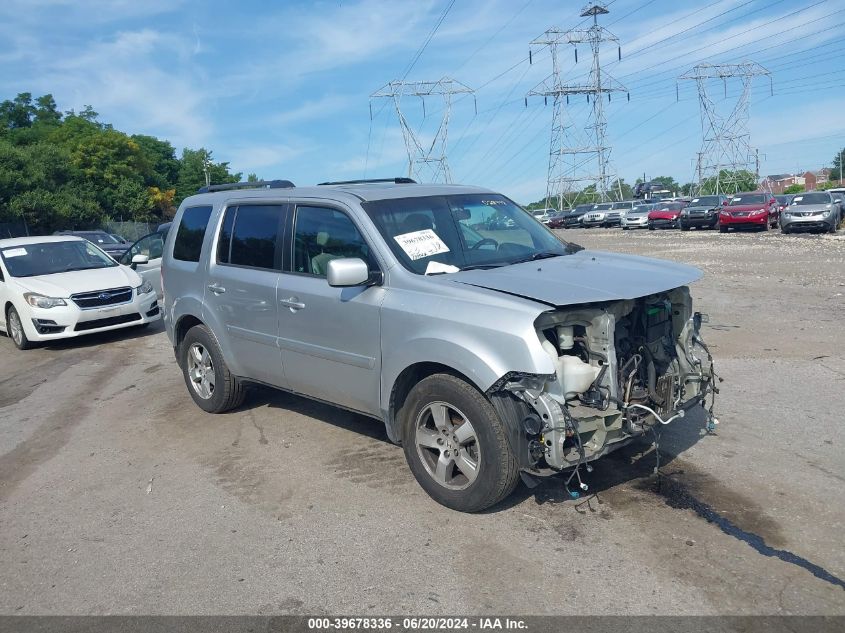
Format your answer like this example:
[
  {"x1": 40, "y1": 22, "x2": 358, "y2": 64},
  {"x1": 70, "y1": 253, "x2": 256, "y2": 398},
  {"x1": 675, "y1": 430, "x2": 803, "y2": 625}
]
[
  {"x1": 187, "y1": 342, "x2": 215, "y2": 399},
  {"x1": 415, "y1": 401, "x2": 480, "y2": 490}
]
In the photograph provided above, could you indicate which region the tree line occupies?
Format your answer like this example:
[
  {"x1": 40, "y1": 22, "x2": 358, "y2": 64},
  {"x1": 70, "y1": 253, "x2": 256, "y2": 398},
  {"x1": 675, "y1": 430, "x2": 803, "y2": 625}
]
[{"x1": 0, "y1": 92, "x2": 244, "y2": 235}]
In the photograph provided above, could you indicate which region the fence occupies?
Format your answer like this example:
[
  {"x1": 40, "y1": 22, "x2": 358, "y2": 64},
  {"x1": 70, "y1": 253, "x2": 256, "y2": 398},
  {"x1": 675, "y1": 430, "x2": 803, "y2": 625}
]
[
  {"x1": 102, "y1": 221, "x2": 156, "y2": 242},
  {"x1": 0, "y1": 221, "x2": 29, "y2": 239}
]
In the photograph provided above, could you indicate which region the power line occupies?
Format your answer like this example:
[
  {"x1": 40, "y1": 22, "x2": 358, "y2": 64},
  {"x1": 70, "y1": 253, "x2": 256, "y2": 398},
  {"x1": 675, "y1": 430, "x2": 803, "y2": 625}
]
[{"x1": 400, "y1": 0, "x2": 456, "y2": 81}]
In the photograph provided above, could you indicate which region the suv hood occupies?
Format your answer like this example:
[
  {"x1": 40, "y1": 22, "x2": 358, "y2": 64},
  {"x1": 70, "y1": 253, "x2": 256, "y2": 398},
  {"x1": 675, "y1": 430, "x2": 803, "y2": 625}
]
[
  {"x1": 450, "y1": 250, "x2": 701, "y2": 307},
  {"x1": 725, "y1": 204, "x2": 767, "y2": 212},
  {"x1": 12, "y1": 265, "x2": 141, "y2": 298},
  {"x1": 787, "y1": 204, "x2": 831, "y2": 214}
]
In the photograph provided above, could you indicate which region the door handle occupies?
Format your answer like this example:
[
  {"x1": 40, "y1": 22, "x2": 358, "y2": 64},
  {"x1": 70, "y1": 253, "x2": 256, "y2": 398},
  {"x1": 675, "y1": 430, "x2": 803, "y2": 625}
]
[
  {"x1": 280, "y1": 297, "x2": 305, "y2": 311},
  {"x1": 207, "y1": 283, "x2": 226, "y2": 295}
]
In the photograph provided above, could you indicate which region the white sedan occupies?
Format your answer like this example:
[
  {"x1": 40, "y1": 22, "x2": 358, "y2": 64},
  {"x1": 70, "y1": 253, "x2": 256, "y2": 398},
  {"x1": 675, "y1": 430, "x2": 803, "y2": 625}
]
[{"x1": 0, "y1": 236, "x2": 161, "y2": 350}]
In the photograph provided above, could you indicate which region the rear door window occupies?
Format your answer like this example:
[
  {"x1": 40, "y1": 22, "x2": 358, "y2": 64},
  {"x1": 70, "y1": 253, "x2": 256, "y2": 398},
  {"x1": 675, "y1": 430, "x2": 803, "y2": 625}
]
[
  {"x1": 217, "y1": 204, "x2": 284, "y2": 270},
  {"x1": 173, "y1": 205, "x2": 213, "y2": 262}
]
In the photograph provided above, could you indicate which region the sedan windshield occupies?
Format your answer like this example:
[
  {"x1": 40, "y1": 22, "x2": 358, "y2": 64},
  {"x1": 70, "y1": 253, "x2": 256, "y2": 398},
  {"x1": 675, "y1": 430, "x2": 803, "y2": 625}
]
[
  {"x1": 729, "y1": 194, "x2": 767, "y2": 205},
  {"x1": 0, "y1": 240, "x2": 117, "y2": 277},
  {"x1": 362, "y1": 194, "x2": 574, "y2": 274},
  {"x1": 791, "y1": 193, "x2": 831, "y2": 205}
]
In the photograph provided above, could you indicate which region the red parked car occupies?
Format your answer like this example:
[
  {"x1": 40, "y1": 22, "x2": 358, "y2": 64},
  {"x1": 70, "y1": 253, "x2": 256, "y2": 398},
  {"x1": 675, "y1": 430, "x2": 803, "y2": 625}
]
[
  {"x1": 647, "y1": 202, "x2": 685, "y2": 230},
  {"x1": 718, "y1": 192, "x2": 779, "y2": 232}
]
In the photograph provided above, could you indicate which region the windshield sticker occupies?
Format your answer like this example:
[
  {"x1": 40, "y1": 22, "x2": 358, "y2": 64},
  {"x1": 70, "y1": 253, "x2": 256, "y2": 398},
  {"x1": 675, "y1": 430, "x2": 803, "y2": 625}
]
[
  {"x1": 481, "y1": 199, "x2": 506, "y2": 206},
  {"x1": 691, "y1": 198, "x2": 700, "y2": 203},
  {"x1": 424, "y1": 261, "x2": 460, "y2": 275},
  {"x1": 2, "y1": 247, "x2": 27, "y2": 258},
  {"x1": 394, "y1": 229, "x2": 450, "y2": 261},
  {"x1": 792, "y1": 196, "x2": 803, "y2": 202}
]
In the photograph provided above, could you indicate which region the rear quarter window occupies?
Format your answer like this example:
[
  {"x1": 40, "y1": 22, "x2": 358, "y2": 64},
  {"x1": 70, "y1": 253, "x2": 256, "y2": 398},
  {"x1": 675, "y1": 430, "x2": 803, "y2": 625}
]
[{"x1": 173, "y1": 205, "x2": 213, "y2": 262}]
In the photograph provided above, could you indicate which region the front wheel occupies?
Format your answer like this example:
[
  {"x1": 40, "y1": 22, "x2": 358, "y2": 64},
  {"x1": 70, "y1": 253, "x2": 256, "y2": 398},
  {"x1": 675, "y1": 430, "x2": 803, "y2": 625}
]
[
  {"x1": 401, "y1": 374, "x2": 519, "y2": 512},
  {"x1": 6, "y1": 306, "x2": 33, "y2": 350},
  {"x1": 719, "y1": 225, "x2": 728, "y2": 233},
  {"x1": 180, "y1": 324, "x2": 246, "y2": 413}
]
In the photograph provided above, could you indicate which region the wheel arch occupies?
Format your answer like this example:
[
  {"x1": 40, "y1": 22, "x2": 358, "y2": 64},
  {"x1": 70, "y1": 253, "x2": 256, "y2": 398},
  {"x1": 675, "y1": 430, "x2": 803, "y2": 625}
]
[{"x1": 386, "y1": 361, "x2": 480, "y2": 444}]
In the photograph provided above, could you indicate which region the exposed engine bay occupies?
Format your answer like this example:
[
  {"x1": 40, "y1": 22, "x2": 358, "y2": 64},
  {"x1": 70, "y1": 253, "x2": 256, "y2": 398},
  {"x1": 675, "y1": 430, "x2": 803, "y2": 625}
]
[{"x1": 493, "y1": 286, "x2": 719, "y2": 489}]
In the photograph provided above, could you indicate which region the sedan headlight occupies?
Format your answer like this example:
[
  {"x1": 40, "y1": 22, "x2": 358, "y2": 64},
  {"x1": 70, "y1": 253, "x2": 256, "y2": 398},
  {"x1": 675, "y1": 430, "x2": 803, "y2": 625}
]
[
  {"x1": 136, "y1": 280, "x2": 154, "y2": 295},
  {"x1": 821, "y1": 210, "x2": 830, "y2": 218},
  {"x1": 750, "y1": 208, "x2": 768, "y2": 216},
  {"x1": 24, "y1": 293, "x2": 67, "y2": 309}
]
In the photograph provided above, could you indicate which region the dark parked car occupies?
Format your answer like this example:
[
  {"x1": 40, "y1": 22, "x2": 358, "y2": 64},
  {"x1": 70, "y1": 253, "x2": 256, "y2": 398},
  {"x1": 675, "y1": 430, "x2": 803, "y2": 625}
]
[
  {"x1": 559, "y1": 203, "x2": 594, "y2": 228},
  {"x1": 546, "y1": 210, "x2": 569, "y2": 229},
  {"x1": 53, "y1": 230, "x2": 130, "y2": 259},
  {"x1": 678, "y1": 195, "x2": 727, "y2": 230}
]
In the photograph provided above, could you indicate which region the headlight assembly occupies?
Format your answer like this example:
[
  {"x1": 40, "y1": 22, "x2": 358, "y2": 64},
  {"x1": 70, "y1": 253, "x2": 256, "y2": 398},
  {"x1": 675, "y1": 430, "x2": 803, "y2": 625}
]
[
  {"x1": 136, "y1": 280, "x2": 154, "y2": 295},
  {"x1": 24, "y1": 293, "x2": 67, "y2": 309}
]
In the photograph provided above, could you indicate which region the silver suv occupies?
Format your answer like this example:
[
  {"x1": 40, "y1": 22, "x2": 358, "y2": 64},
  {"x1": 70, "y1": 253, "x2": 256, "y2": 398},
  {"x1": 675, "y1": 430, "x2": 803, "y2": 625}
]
[{"x1": 162, "y1": 179, "x2": 717, "y2": 512}]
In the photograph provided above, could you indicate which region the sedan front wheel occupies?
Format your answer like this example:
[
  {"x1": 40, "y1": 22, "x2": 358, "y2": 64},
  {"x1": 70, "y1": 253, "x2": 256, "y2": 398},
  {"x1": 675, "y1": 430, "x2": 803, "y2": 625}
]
[{"x1": 6, "y1": 306, "x2": 33, "y2": 350}]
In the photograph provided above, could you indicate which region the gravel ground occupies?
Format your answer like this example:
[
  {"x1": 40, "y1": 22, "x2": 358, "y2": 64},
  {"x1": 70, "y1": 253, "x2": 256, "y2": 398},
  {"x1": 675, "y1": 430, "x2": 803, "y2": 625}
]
[{"x1": 0, "y1": 226, "x2": 843, "y2": 615}]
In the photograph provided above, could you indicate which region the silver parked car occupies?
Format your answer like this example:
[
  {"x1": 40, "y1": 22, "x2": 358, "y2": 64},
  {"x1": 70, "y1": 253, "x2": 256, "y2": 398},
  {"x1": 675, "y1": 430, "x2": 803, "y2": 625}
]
[
  {"x1": 780, "y1": 191, "x2": 841, "y2": 234},
  {"x1": 620, "y1": 203, "x2": 655, "y2": 230},
  {"x1": 161, "y1": 179, "x2": 718, "y2": 512}
]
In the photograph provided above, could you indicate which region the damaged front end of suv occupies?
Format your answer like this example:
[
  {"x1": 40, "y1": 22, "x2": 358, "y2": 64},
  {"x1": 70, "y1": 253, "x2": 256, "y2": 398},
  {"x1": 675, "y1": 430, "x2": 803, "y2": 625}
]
[{"x1": 490, "y1": 286, "x2": 718, "y2": 494}]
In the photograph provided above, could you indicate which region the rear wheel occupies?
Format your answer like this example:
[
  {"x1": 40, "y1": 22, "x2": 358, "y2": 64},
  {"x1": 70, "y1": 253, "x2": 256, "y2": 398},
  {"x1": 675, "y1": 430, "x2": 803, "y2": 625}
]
[
  {"x1": 180, "y1": 324, "x2": 246, "y2": 413},
  {"x1": 401, "y1": 374, "x2": 519, "y2": 512},
  {"x1": 6, "y1": 306, "x2": 33, "y2": 350}
]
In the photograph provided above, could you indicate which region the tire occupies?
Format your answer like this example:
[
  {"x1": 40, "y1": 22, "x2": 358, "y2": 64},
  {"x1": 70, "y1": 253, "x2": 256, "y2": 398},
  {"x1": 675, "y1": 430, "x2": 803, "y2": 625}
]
[
  {"x1": 762, "y1": 220, "x2": 769, "y2": 232},
  {"x1": 719, "y1": 225, "x2": 728, "y2": 233},
  {"x1": 680, "y1": 224, "x2": 690, "y2": 231},
  {"x1": 400, "y1": 373, "x2": 519, "y2": 512},
  {"x1": 829, "y1": 222, "x2": 836, "y2": 234},
  {"x1": 781, "y1": 226, "x2": 790, "y2": 235},
  {"x1": 179, "y1": 324, "x2": 246, "y2": 413},
  {"x1": 6, "y1": 305, "x2": 33, "y2": 350},
  {"x1": 648, "y1": 224, "x2": 655, "y2": 231}
]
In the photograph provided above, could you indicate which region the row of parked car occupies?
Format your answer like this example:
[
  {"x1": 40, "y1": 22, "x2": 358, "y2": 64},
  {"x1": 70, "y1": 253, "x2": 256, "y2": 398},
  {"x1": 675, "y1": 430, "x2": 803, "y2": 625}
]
[{"x1": 534, "y1": 188, "x2": 845, "y2": 234}]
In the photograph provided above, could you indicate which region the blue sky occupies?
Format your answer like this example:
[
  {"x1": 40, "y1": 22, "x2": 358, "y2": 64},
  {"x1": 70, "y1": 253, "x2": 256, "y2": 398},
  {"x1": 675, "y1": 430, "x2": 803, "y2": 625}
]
[{"x1": 1, "y1": 0, "x2": 843, "y2": 203}]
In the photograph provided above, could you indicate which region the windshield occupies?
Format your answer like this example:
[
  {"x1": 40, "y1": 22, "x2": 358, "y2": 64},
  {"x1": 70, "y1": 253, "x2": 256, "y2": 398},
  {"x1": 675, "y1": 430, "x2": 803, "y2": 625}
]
[
  {"x1": 631, "y1": 205, "x2": 652, "y2": 213},
  {"x1": 729, "y1": 194, "x2": 767, "y2": 206},
  {"x1": 593, "y1": 203, "x2": 613, "y2": 211},
  {"x1": 362, "y1": 194, "x2": 573, "y2": 274},
  {"x1": 791, "y1": 193, "x2": 830, "y2": 205},
  {"x1": 75, "y1": 232, "x2": 120, "y2": 245},
  {"x1": 774, "y1": 195, "x2": 791, "y2": 205},
  {"x1": 690, "y1": 196, "x2": 721, "y2": 207},
  {"x1": 611, "y1": 202, "x2": 632, "y2": 210},
  {"x1": 0, "y1": 240, "x2": 117, "y2": 277},
  {"x1": 658, "y1": 203, "x2": 683, "y2": 211}
]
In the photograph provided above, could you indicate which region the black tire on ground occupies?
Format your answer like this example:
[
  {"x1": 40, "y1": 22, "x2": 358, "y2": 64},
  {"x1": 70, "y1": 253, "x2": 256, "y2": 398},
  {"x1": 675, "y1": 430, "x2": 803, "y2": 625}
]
[
  {"x1": 681, "y1": 224, "x2": 691, "y2": 231},
  {"x1": 648, "y1": 224, "x2": 655, "y2": 231},
  {"x1": 781, "y1": 226, "x2": 790, "y2": 234},
  {"x1": 719, "y1": 225, "x2": 728, "y2": 233},
  {"x1": 179, "y1": 324, "x2": 246, "y2": 413},
  {"x1": 6, "y1": 305, "x2": 33, "y2": 350},
  {"x1": 829, "y1": 222, "x2": 837, "y2": 234},
  {"x1": 400, "y1": 373, "x2": 520, "y2": 512}
]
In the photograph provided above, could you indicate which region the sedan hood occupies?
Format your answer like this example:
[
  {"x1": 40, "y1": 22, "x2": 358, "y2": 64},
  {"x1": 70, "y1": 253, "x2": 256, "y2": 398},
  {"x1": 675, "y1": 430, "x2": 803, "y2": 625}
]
[
  {"x1": 649, "y1": 210, "x2": 680, "y2": 219},
  {"x1": 13, "y1": 265, "x2": 141, "y2": 298},
  {"x1": 450, "y1": 250, "x2": 701, "y2": 307}
]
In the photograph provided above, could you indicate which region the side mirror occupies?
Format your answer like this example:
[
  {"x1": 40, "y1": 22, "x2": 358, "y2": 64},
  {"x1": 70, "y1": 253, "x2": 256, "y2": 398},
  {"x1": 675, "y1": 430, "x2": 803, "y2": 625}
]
[
  {"x1": 131, "y1": 254, "x2": 149, "y2": 269},
  {"x1": 327, "y1": 257, "x2": 371, "y2": 287}
]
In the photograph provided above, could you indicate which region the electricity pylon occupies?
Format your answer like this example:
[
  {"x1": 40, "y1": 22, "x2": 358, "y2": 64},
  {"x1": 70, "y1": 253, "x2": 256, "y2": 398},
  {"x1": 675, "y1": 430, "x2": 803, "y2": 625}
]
[
  {"x1": 371, "y1": 77, "x2": 475, "y2": 183},
  {"x1": 527, "y1": 2, "x2": 626, "y2": 209},
  {"x1": 679, "y1": 61, "x2": 771, "y2": 195}
]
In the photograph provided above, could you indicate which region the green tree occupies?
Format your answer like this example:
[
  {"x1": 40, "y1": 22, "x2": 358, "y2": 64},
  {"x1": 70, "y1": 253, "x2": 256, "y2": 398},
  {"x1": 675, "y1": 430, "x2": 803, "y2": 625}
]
[
  {"x1": 783, "y1": 184, "x2": 804, "y2": 194},
  {"x1": 832, "y1": 147, "x2": 845, "y2": 184},
  {"x1": 699, "y1": 169, "x2": 757, "y2": 195},
  {"x1": 176, "y1": 148, "x2": 241, "y2": 202},
  {"x1": 131, "y1": 134, "x2": 179, "y2": 189}
]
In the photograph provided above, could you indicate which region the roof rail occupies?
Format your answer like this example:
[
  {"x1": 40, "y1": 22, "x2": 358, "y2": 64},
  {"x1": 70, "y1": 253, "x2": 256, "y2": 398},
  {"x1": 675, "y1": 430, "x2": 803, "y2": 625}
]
[
  {"x1": 317, "y1": 177, "x2": 417, "y2": 186},
  {"x1": 197, "y1": 179, "x2": 295, "y2": 193}
]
